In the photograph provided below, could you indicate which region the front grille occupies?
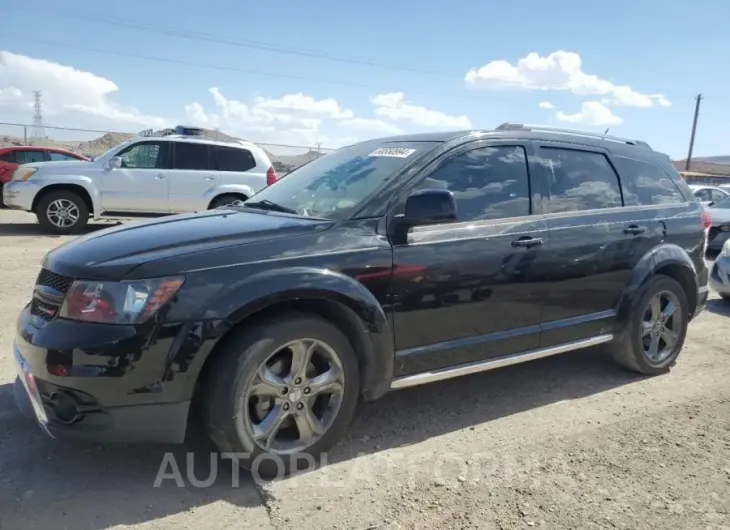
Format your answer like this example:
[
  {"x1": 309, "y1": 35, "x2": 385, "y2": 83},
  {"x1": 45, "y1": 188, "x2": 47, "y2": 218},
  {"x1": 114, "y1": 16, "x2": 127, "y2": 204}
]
[
  {"x1": 36, "y1": 269, "x2": 74, "y2": 294},
  {"x1": 31, "y1": 269, "x2": 75, "y2": 323},
  {"x1": 30, "y1": 298, "x2": 61, "y2": 321}
]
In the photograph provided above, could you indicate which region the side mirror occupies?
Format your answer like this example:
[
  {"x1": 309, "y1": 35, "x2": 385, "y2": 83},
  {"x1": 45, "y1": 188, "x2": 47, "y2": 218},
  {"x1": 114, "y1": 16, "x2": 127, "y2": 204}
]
[
  {"x1": 107, "y1": 156, "x2": 122, "y2": 170},
  {"x1": 399, "y1": 188, "x2": 457, "y2": 227},
  {"x1": 709, "y1": 201, "x2": 715, "y2": 207}
]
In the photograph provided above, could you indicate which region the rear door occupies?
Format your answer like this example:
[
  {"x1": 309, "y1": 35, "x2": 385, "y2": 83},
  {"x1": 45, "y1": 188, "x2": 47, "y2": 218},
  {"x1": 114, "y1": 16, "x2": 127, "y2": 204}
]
[
  {"x1": 99, "y1": 140, "x2": 171, "y2": 213},
  {"x1": 535, "y1": 143, "x2": 655, "y2": 346},
  {"x1": 168, "y1": 142, "x2": 217, "y2": 213}
]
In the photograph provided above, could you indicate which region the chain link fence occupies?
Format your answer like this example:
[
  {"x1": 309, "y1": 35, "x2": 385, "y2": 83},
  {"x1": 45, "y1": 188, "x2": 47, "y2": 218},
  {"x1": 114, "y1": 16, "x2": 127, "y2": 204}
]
[{"x1": 0, "y1": 122, "x2": 336, "y2": 175}]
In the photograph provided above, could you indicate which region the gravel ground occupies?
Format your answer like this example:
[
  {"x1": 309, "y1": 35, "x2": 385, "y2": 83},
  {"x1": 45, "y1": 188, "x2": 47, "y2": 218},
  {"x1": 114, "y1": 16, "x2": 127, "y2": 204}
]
[{"x1": 0, "y1": 209, "x2": 728, "y2": 530}]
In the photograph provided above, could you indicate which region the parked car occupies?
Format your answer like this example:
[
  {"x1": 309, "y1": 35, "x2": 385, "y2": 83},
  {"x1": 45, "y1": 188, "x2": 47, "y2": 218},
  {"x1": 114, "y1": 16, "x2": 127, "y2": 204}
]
[
  {"x1": 13, "y1": 123, "x2": 709, "y2": 476},
  {"x1": 0, "y1": 146, "x2": 89, "y2": 206},
  {"x1": 704, "y1": 194, "x2": 730, "y2": 252},
  {"x1": 2, "y1": 134, "x2": 276, "y2": 234},
  {"x1": 688, "y1": 184, "x2": 730, "y2": 206},
  {"x1": 709, "y1": 239, "x2": 730, "y2": 300}
]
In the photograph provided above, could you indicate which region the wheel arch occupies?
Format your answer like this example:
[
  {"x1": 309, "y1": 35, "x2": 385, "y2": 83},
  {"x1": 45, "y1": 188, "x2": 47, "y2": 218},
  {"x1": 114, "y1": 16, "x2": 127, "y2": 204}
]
[
  {"x1": 32, "y1": 181, "x2": 96, "y2": 215},
  {"x1": 617, "y1": 244, "x2": 699, "y2": 330},
  {"x1": 186, "y1": 267, "x2": 394, "y2": 404}
]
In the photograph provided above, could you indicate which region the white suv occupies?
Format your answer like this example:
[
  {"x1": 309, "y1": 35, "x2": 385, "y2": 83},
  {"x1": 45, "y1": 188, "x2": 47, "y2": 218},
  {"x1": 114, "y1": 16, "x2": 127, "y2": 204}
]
[{"x1": 2, "y1": 134, "x2": 277, "y2": 234}]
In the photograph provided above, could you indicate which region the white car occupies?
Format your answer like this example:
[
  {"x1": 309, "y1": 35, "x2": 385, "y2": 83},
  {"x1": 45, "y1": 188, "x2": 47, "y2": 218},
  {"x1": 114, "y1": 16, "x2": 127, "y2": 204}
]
[
  {"x1": 688, "y1": 184, "x2": 729, "y2": 206},
  {"x1": 2, "y1": 133, "x2": 277, "y2": 234}
]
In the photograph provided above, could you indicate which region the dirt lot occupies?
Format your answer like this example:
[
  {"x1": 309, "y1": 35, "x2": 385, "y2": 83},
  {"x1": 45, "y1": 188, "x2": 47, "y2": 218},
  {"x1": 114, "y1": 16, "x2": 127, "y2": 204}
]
[{"x1": 0, "y1": 209, "x2": 728, "y2": 530}]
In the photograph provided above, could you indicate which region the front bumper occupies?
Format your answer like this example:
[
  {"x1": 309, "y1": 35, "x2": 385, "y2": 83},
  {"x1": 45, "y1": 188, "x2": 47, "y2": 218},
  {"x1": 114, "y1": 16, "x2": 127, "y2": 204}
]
[
  {"x1": 13, "y1": 305, "x2": 192, "y2": 444},
  {"x1": 2, "y1": 180, "x2": 39, "y2": 211},
  {"x1": 710, "y1": 256, "x2": 730, "y2": 296}
]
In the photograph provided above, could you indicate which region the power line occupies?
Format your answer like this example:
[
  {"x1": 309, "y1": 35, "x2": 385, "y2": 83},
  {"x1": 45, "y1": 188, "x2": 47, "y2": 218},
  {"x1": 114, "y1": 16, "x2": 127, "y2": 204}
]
[
  {"x1": 13, "y1": 37, "x2": 518, "y2": 105},
  {"x1": 10, "y1": 5, "x2": 461, "y2": 78}
]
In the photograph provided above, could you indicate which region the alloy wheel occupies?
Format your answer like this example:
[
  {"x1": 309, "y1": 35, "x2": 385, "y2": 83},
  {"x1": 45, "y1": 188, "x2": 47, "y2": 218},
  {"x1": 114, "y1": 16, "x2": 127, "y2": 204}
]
[
  {"x1": 46, "y1": 199, "x2": 80, "y2": 228},
  {"x1": 641, "y1": 290, "x2": 683, "y2": 364},
  {"x1": 242, "y1": 338, "x2": 345, "y2": 454}
]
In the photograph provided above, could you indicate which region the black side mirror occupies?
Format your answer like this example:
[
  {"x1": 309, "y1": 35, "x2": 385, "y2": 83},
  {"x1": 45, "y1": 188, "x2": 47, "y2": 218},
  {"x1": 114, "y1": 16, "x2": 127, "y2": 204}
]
[
  {"x1": 709, "y1": 201, "x2": 715, "y2": 207},
  {"x1": 398, "y1": 188, "x2": 457, "y2": 228}
]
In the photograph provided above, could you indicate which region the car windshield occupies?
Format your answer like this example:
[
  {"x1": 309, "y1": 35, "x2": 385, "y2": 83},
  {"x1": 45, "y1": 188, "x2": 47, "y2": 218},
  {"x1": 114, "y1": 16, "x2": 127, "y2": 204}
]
[{"x1": 244, "y1": 140, "x2": 438, "y2": 220}]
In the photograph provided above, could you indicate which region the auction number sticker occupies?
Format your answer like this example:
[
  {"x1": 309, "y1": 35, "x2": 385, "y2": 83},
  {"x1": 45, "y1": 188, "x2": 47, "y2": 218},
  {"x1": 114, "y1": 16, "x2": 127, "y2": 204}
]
[{"x1": 368, "y1": 147, "x2": 417, "y2": 158}]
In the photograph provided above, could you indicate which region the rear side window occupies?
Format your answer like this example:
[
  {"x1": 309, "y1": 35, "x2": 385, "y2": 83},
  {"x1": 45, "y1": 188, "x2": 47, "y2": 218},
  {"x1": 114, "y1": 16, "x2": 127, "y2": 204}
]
[
  {"x1": 539, "y1": 148, "x2": 622, "y2": 213},
  {"x1": 48, "y1": 151, "x2": 80, "y2": 162},
  {"x1": 0, "y1": 153, "x2": 12, "y2": 162},
  {"x1": 14, "y1": 150, "x2": 45, "y2": 164},
  {"x1": 174, "y1": 142, "x2": 213, "y2": 170},
  {"x1": 215, "y1": 146, "x2": 256, "y2": 172},
  {"x1": 613, "y1": 157, "x2": 685, "y2": 206}
]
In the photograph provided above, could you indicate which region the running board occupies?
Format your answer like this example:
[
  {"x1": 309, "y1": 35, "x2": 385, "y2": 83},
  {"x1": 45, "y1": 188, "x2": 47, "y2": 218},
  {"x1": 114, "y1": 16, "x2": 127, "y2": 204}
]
[{"x1": 390, "y1": 334, "x2": 614, "y2": 389}]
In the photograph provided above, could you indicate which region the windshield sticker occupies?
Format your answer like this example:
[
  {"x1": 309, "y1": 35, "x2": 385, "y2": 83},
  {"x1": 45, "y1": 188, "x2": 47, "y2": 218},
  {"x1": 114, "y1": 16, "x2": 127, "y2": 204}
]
[{"x1": 368, "y1": 147, "x2": 417, "y2": 158}]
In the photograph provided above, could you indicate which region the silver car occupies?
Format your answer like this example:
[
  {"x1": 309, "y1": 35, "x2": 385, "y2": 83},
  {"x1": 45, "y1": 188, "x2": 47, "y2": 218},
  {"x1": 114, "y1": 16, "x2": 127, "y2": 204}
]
[
  {"x1": 710, "y1": 239, "x2": 730, "y2": 300},
  {"x1": 706, "y1": 195, "x2": 730, "y2": 252}
]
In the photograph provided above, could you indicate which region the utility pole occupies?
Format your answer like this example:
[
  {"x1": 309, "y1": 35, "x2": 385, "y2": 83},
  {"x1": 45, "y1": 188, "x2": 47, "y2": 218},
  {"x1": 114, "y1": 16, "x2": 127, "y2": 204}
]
[{"x1": 685, "y1": 93, "x2": 703, "y2": 171}]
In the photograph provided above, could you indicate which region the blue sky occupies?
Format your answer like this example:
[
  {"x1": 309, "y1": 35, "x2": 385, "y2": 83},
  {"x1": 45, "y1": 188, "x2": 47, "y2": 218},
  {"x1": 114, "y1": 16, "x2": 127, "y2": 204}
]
[{"x1": 2, "y1": 0, "x2": 730, "y2": 158}]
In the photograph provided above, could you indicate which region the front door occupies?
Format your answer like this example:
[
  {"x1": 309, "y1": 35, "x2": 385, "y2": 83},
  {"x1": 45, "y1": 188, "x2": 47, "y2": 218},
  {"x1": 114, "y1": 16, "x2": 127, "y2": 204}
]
[
  {"x1": 533, "y1": 143, "x2": 654, "y2": 346},
  {"x1": 99, "y1": 140, "x2": 171, "y2": 213},
  {"x1": 168, "y1": 142, "x2": 219, "y2": 213},
  {"x1": 390, "y1": 141, "x2": 548, "y2": 377}
]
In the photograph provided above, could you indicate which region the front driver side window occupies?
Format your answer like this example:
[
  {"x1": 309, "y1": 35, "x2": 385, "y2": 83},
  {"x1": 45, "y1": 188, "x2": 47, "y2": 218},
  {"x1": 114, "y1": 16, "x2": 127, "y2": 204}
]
[
  {"x1": 116, "y1": 142, "x2": 164, "y2": 169},
  {"x1": 415, "y1": 145, "x2": 531, "y2": 222}
]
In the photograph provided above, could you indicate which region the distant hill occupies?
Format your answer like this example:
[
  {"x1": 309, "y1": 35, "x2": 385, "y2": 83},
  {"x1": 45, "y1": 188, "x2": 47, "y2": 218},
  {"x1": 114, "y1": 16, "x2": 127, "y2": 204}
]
[{"x1": 673, "y1": 159, "x2": 730, "y2": 176}]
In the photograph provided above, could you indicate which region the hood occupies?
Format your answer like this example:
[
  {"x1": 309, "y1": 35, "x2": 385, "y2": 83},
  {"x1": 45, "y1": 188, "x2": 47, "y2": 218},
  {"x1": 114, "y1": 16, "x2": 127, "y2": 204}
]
[
  {"x1": 43, "y1": 208, "x2": 332, "y2": 280},
  {"x1": 22, "y1": 160, "x2": 93, "y2": 173}
]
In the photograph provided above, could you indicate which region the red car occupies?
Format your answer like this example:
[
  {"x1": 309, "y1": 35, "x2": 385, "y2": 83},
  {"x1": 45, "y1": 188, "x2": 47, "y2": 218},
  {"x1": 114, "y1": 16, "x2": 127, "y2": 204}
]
[{"x1": 0, "y1": 146, "x2": 90, "y2": 202}]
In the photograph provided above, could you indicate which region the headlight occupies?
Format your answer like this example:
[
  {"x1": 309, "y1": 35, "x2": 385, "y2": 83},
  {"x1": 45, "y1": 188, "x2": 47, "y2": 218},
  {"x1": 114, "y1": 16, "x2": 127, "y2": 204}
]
[
  {"x1": 12, "y1": 167, "x2": 38, "y2": 181},
  {"x1": 59, "y1": 277, "x2": 184, "y2": 324}
]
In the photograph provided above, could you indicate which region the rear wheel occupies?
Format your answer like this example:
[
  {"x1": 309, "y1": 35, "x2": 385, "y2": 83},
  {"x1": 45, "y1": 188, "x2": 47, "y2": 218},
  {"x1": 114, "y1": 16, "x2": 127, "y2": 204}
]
[
  {"x1": 610, "y1": 275, "x2": 688, "y2": 375},
  {"x1": 201, "y1": 313, "x2": 360, "y2": 477},
  {"x1": 209, "y1": 194, "x2": 246, "y2": 209},
  {"x1": 36, "y1": 190, "x2": 89, "y2": 235}
]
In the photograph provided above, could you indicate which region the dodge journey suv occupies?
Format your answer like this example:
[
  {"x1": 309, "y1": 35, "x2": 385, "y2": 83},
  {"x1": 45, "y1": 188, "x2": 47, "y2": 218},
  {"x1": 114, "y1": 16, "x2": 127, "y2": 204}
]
[{"x1": 13, "y1": 123, "x2": 709, "y2": 475}]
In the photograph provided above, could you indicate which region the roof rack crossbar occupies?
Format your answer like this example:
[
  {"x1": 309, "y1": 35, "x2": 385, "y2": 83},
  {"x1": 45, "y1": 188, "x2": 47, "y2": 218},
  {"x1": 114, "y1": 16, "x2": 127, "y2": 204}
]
[{"x1": 495, "y1": 123, "x2": 652, "y2": 150}]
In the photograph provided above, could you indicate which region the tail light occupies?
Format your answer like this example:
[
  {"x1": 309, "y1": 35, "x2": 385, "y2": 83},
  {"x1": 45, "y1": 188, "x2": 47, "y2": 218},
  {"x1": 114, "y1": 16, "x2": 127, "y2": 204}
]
[
  {"x1": 266, "y1": 166, "x2": 278, "y2": 186},
  {"x1": 702, "y1": 210, "x2": 712, "y2": 231}
]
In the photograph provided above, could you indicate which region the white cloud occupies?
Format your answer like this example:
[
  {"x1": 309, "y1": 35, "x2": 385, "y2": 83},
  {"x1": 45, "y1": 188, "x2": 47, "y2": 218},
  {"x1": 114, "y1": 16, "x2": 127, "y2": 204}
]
[
  {"x1": 339, "y1": 117, "x2": 404, "y2": 136},
  {"x1": 465, "y1": 51, "x2": 671, "y2": 108},
  {"x1": 0, "y1": 51, "x2": 168, "y2": 131},
  {"x1": 555, "y1": 101, "x2": 622, "y2": 126},
  {"x1": 253, "y1": 93, "x2": 354, "y2": 119},
  {"x1": 538, "y1": 101, "x2": 555, "y2": 109},
  {"x1": 371, "y1": 92, "x2": 472, "y2": 129}
]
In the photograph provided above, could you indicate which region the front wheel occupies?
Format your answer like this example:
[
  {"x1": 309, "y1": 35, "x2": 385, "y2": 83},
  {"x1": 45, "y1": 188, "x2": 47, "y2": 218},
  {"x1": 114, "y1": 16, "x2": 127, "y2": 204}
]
[
  {"x1": 610, "y1": 275, "x2": 688, "y2": 375},
  {"x1": 36, "y1": 190, "x2": 89, "y2": 235},
  {"x1": 201, "y1": 313, "x2": 360, "y2": 477}
]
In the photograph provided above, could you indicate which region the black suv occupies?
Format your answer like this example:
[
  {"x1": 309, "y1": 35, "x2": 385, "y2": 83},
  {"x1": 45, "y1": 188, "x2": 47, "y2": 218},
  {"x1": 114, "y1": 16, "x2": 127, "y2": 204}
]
[{"x1": 13, "y1": 123, "x2": 709, "y2": 474}]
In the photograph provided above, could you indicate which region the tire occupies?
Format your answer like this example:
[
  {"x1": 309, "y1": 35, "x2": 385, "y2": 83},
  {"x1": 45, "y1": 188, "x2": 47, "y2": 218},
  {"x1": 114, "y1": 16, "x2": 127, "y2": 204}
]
[
  {"x1": 209, "y1": 194, "x2": 246, "y2": 209},
  {"x1": 610, "y1": 275, "x2": 689, "y2": 375},
  {"x1": 201, "y1": 312, "x2": 360, "y2": 477},
  {"x1": 36, "y1": 190, "x2": 89, "y2": 235}
]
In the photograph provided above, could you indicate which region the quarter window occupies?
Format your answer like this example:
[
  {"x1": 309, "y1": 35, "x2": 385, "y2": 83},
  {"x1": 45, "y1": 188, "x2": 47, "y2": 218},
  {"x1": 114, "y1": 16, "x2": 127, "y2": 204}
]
[
  {"x1": 539, "y1": 148, "x2": 622, "y2": 213},
  {"x1": 216, "y1": 146, "x2": 257, "y2": 172},
  {"x1": 613, "y1": 157, "x2": 685, "y2": 205},
  {"x1": 174, "y1": 142, "x2": 213, "y2": 170},
  {"x1": 416, "y1": 146, "x2": 531, "y2": 222}
]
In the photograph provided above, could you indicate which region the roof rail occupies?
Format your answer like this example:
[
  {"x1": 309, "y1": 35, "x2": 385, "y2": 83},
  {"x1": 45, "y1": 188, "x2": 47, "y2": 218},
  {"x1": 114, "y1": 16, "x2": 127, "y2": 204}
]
[{"x1": 495, "y1": 123, "x2": 652, "y2": 150}]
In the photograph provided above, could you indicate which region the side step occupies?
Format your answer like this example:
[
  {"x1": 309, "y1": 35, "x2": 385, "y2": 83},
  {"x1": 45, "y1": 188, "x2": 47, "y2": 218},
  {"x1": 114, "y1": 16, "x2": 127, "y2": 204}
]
[{"x1": 390, "y1": 334, "x2": 614, "y2": 389}]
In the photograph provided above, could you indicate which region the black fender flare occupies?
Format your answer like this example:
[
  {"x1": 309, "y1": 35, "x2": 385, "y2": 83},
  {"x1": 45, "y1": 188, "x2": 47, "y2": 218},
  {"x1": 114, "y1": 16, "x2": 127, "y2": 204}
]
[
  {"x1": 184, "y1": 266, "x2": 394, "y2": 401},
  {"x1": 615, "y1": 243, "x2": 699, "y2": 334}
]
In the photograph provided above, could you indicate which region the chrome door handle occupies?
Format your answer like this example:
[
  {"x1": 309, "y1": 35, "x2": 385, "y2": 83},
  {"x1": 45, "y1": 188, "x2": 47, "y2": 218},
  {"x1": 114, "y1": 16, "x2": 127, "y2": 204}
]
[
  {"x1": 154, "y1": 174, "x2": 166, "y2": 179},
  {"x1": 511, "y1": 236, "x2": 544, "y2": 248},
  {"x1": 623, "y1": 225, "x2": 647, "y2": 235}
]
